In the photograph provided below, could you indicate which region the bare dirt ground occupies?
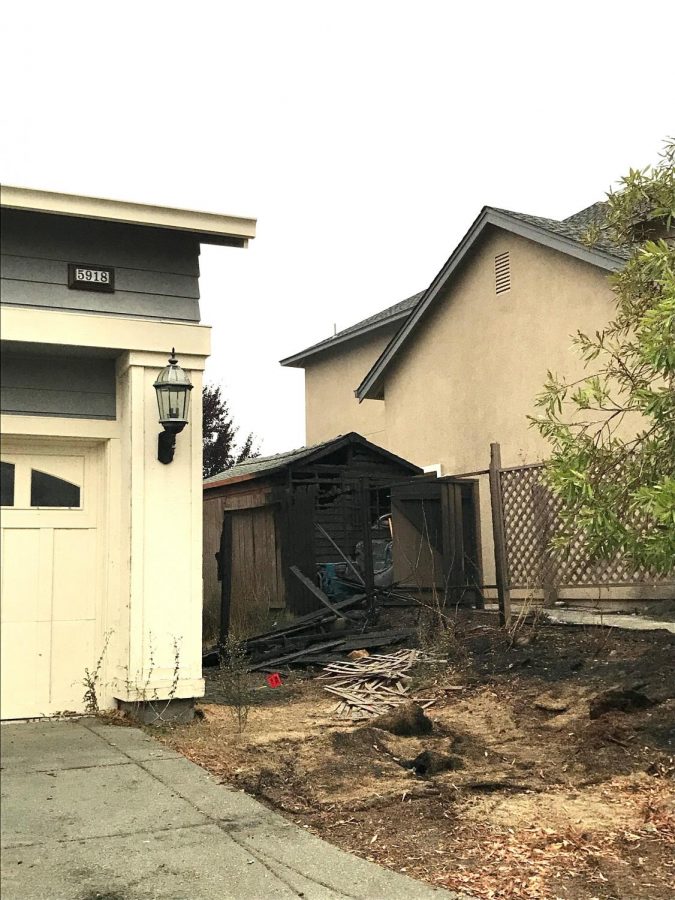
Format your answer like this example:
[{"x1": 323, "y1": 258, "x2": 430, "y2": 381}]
[{"x1": 160, "y1": 613, "x2": 675, "y2": 900}]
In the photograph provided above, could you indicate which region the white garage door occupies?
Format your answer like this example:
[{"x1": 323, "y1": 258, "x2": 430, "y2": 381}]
[{"x1": 1, "y1": 441, "x2": 103, "y2": 719}]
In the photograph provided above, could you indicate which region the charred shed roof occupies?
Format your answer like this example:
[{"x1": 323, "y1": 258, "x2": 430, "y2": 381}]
[{"x1": 203, "y1": 432, "x2": 422, "y2": 491}]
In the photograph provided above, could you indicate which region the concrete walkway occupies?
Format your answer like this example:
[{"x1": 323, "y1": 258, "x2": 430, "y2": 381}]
[
  {"x1": 483, "y1": 602, "x2": 675, "y2": 635},
  {"x1": 1, "y1": 720, "x2": 465, "y2": 900},
  {"x1": 543, "y1": 608, "x2": 675, "y2": 634}
]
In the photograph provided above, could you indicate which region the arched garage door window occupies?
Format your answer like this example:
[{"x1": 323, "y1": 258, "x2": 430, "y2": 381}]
[
  {"x1": 0, "y1": 459, "x2": 82, "y2": 510},
  {"x1": 30, "y1": 469, "x2": 81, "y2": 508}
]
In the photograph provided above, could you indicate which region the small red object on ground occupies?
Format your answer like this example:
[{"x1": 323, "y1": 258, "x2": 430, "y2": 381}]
[{"x1": 266, "y1": 672, "x2": 282, "y2": 688}]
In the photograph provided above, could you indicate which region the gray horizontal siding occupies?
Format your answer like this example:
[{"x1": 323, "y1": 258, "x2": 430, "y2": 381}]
[
  {"x1": 1, "y1": 279, "x2": 200, "y2": 321},
  {"x1": 1, "y1": 354, "x2": 116, "y2": 419},
  {"x1": 1, "y1": 255, "x2": 199, "y2": 299},
  {"x1": 1, "y1": 209, "x2": 202, "y2": 322}
]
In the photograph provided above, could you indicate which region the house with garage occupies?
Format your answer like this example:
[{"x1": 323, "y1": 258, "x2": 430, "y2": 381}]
[
  {"x1": 281, "y1": 202, "x2": 674, "y2": 606},
  {"x1": 0, "y1": 186, "x2": 256, "y2": 720}
]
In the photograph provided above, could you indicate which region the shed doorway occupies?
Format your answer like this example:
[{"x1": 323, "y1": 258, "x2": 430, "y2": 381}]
[{"x1": 391, "y1": 477, "x2": 483, "y2": 607}]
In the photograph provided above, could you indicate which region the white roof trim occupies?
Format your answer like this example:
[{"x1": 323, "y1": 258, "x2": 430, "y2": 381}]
[{"x1": 0, "y1": 185, "x2": 256, "y2": 246}]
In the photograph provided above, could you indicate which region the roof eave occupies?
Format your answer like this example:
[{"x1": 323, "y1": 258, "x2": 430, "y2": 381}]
[
  {"x1": 204, "y1": 471, "x2": 261, "y2": 491},
  {"x1": 0, "y1": 185, "x2": 256, "y2": 247},
  {"x1": 356, "y1": 208, "x2": 624, "y2": 401},
  {"x1": 203, "y1": 468, "x2": 283, "y2": 491}
]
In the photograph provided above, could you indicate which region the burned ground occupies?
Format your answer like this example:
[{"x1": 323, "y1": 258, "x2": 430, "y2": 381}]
[{"x1": 161, "y1": 614, "x2": 675, "y2": 900}]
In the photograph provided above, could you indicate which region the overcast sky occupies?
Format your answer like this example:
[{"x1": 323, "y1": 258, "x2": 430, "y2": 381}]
[{"x1": 1, "y1": 1, "x2": 673, "y2": 454}]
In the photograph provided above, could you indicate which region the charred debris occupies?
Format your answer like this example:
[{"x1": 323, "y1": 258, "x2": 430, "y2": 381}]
[
  {"x1": 202, "y1": 433, "x2": 484, "y2": 672},
  {"x1": 203, "y1": 565, "x2": 424, "y2": 672}
]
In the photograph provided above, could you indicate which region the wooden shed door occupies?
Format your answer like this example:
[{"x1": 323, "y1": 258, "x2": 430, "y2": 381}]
[
  {"x1": 391, "y1": 478, "x2": 481, "y2": 604},
  {"x1": 221, "y1": 505, "x2": 282, "y2": 637}
]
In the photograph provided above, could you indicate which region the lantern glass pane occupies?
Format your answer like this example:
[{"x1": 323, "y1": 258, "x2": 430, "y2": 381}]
[
  {"x1": 168, "y1": 389, "x2": 177, "y2": 420},
  {"x1": 169, "y1": 387, "x2": 182, "y2": 420},
  {"x1": 156, "y1": 386, "x2": 170, "y2": 422},
  {"x1": 154, "y1": 354, "x2": 193, "y2": 426}
]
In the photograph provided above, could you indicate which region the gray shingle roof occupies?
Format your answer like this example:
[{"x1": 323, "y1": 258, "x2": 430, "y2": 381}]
[
  {"x1": 490, "y1": 202, "x2": 631, "y2": 261},
  {"x1": 203, "y1": 432, "x2": 422, "y2": 488},
  {"x1": 356, "y1": 201, "x2": 632, "y2": 401},
  {"x1": 333, "y1": 292, "x2": 424, "y2": 341},
  {"x1": 279, "y1": 291, "x2": 424, "y2": 367},
  {"x1": 562, "y1": 201, "x2": 608, "y2": 227},
  {"x1": 282, "y1": 200, "x2": 630, "y2": 373},
  {"x1": 203, "y1": 438, "x2": 338, "y2": 484}
]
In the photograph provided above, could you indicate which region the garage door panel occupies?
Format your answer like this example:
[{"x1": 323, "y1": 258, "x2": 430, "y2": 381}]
[
  {"x1": 1, "y1": 529, "x2": 42, "y2": 623},
  {"x1": 1, "y1": 442, "x2": 103, "y2": 719},
  {"x1": 52, "y1": 530, "x2": 97, "y2": 621},
  {"x1": 50, "y1": 620, "x2": 95, "y2": 711},
  {"x1": 0, "y1": 621, "x2": 51, "y2": 719}
]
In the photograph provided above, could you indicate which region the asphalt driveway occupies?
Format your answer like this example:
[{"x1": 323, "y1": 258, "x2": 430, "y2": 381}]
[{"x1": 1, "y1": 719, "x2": 464, "y2": 900}]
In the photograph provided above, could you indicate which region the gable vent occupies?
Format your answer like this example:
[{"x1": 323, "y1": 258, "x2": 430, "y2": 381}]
[{"x1": 495, "y1": 251, "x2": 511, "y2": 294}]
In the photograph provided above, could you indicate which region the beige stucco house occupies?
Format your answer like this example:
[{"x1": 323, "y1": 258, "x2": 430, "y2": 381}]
[
  {"x1": 0, "y1": 186, "x2": 256, "y2": 720},
  {"x1": 281, "y1": 203, "x2": 672, "y2": 604}
]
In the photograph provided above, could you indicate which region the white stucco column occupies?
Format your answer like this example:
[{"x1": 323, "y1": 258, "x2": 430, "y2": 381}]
[{"x1": 113, "y1": 349, "x2": 207, "y2": 703}]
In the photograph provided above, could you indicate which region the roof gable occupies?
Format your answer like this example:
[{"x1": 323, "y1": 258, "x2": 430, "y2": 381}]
[{"x1": 356, "y1": 204, "x2": 627, "y2": 400}]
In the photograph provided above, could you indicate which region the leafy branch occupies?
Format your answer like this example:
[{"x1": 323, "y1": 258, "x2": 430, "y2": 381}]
[{"x1": 530, "y1": 139, "x2": 675, "y2": 573}]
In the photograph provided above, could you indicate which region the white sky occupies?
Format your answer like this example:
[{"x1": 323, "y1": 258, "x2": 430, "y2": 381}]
[{"x1": 1, "y1": 1, "x2": 673, "y2": 454}]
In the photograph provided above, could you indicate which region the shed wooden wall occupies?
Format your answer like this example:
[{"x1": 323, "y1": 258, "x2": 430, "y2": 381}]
[
  {"x1": 203, "y1": 481, "x2": 283, "y2": 641},
  {"x1": 203, "y1": 444, "x2": 423, "y2": 640},
  {"x1": 280, "y1": 485, "x2": 318, "y2": 616}
]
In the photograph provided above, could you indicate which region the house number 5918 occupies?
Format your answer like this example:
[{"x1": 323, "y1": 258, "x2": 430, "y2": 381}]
[
  {"x1": 67, "y1": 263, "x2": 115, "y2": 292},
  {"x1": 75, "y1": 268, "x2": 109, "y2": 283}
]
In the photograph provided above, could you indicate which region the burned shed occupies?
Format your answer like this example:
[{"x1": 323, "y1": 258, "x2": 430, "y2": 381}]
[{"x1": 202, "y1": 433, "x2": 421, "y2": 639}]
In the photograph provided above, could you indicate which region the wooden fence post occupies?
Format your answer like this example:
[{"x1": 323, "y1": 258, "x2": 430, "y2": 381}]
[{"x1": 489, "y1": 443, "x2": 511, "y2": 627}]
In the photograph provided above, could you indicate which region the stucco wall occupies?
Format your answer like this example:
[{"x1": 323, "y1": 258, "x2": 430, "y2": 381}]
[
  {"x1": 382, "y1": 229, "x2": 617, "y2": 472},
  {"x1": 303, "y1": 324, "x2": 398, "y2": 446},
  {"x1": 303, "y1": 228, "x2": 669, "y2": 602},
  {"x1": 380, "y1": 229, "x2": 637, "y2": 597}
]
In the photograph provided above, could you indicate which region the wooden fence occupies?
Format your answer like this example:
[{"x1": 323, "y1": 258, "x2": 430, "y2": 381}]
[{"x1": 485, "y1": 442, "x2": 674, "y2": 624}]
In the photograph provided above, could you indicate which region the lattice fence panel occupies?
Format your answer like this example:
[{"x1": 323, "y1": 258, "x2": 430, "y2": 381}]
[{"x1": 500, "y1": 464, "x2": 673, "y2": 588}]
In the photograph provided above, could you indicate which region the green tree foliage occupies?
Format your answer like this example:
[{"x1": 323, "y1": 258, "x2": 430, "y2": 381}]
[
  {"x1": 532, "y1": 141, "x2": 675, "y2": 573},
  {"x1": 202, "y1": 383, "x2": 258, "y2": 479}
]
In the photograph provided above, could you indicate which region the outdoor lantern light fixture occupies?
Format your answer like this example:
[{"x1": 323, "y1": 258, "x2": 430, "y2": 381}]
[{"x1": 154, "y1": 348, "x2": 193, "y2": 464}]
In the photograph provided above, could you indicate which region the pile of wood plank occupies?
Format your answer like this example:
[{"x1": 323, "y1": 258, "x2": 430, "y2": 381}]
[
  {"x1": 320, "y1": 648, "x2": 439, "y2": 720},
  {"x1": 203, "y1": 589, "x2": 417, "y2": 671}
]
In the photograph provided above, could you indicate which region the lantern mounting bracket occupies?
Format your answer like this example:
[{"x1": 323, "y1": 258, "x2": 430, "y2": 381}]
[{"x1": 158, "y1": 430, "x2": 177, "y2": 465}]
